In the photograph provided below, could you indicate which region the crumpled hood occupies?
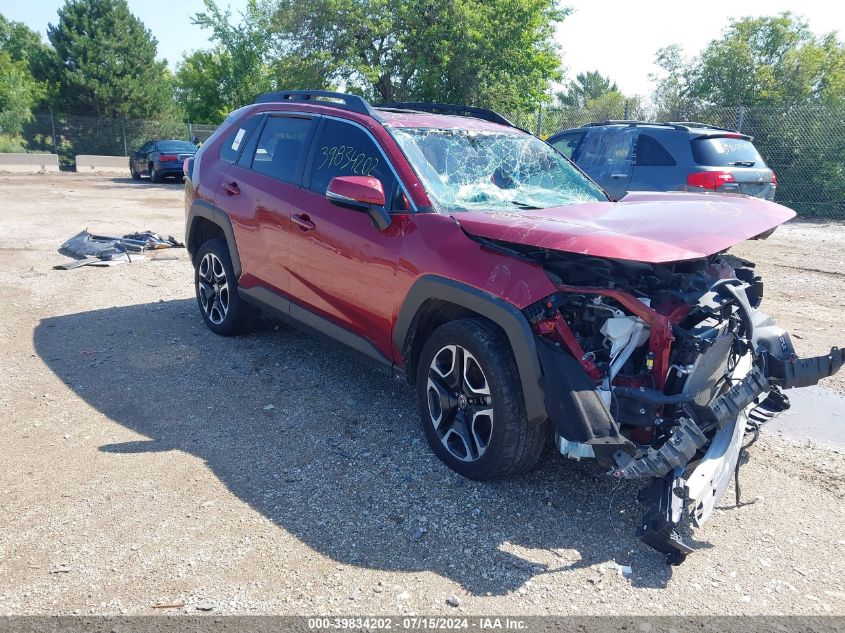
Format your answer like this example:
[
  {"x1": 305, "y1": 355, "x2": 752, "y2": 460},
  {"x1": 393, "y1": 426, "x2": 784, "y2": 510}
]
[{"x1": 454, "y1": 191, "x2": 796, "y2": 263}]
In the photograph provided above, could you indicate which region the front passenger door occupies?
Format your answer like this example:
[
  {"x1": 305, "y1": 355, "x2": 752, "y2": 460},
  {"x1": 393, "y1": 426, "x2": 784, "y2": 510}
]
[{"x1": 287, "y1": 117, "x2": 411, "y2": 360}]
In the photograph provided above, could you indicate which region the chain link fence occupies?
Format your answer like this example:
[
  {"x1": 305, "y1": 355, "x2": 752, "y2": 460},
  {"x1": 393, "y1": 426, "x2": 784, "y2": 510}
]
[
  {"x1": 10, "y1": 103, "x2": 845, "y2": 219},
  {"x1": 18, "y1": 112, "x2": 220, "y2": 170},
  {"x1": 506, "y1": 102, "x2": 845, "y2": 219}
]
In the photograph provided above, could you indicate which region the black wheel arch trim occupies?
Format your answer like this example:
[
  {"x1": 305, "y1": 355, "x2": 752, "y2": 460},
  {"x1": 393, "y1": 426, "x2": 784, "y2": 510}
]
[
  {"x1": 186, "y1": 199, "x2": 242, "y2": 278},
  {"x1": 393, "y1": 275, "x2": 548, "y2": 424}
]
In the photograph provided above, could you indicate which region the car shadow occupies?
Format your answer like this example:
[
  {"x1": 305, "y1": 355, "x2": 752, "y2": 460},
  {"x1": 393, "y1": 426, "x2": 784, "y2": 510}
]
[{"x1": 33, "y1": 299, "x2": 677, "y2": 593}]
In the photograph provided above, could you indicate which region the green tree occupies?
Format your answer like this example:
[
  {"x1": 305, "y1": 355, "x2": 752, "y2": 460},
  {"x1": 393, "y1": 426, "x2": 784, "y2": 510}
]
[
  {"x1": 0, "y1": 18, "x2": 49, "y2": 147},
  {"x1": 556, "y1": 70, "x2": 618, "y2": 108},
  {"x1": 46, "y1": 0, "x2": 177, "y2": 118},
  {"x1": 654, "y1": 13, "x2": 845, "y2": 109},
  {"x1": 266, "y1": 0, "x2": 565, "y2": 111},
  {"x1": 0, "y1": 52, "x2": 44, "y2": 147},
  {"x1": 175, "y1": 0, "x2": 285, "y2": 123}
]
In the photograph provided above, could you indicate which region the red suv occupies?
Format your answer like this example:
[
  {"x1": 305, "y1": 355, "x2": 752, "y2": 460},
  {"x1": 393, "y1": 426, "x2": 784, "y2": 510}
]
[{"x1": 184, "y1": 91, "x2": 842, "y2": 563}]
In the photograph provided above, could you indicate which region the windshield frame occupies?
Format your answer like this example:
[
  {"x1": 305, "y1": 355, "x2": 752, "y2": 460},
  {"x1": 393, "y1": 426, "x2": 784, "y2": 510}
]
[{"x1": 388, "y1": 125, "x2": 609, "y2": 214}]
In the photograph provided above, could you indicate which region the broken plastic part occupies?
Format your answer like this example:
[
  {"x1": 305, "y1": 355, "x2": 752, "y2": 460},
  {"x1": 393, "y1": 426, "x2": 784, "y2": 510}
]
[
  {"x1": 612, "y1": 417, "x2": 707, "y2": 479},
  {"x1": 638, "y1": 470, "x2": 693, "y2": 565}
]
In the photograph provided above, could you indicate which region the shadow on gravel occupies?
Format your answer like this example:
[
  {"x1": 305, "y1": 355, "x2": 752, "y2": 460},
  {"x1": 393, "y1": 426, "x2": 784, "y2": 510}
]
[{"x1": 34, "y1": 299, "x2": 674, "y2": 593}]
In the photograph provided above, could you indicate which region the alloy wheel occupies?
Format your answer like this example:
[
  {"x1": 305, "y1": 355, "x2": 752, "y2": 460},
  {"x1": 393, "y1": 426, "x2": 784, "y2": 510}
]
[
  {"x1": 426, "y1": 345, "x2": 494, "y2": 462},
  {"x1": 197, "y1": 252, "x2": 229, "y2": 325}
]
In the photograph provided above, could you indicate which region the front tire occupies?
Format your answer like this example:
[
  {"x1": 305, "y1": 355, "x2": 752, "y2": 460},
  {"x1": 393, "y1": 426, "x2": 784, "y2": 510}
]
[
  {"x1": 416, "y1": 318, "x2": 549, "y2": 480},
  {"x1": 194, "y1": 238, "x2": 259, "y2": 335}
]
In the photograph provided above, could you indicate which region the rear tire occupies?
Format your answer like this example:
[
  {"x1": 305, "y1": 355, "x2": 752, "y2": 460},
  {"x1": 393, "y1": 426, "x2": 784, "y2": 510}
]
[
  {"x1": 149, "y1": 164, "x2": 162, "y2": 183},
  {"x1": 130, "y1": 164, "x2": 140, "y2": 180},
  {"x1": 416, "y1": 318, "x2": 549, "y2": 480},
  {"x1": 194, "y1": 238, "x2": 259, "y2": 336}
]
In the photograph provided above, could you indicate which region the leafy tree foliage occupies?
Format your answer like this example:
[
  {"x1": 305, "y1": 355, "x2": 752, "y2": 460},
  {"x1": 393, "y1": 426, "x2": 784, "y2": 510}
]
[
  {"x1": 556, "y1": 71, "x2": 618, "y2": 108},
  {"x1": 175, "y1": 1, "x2": 279, "y2": 123},
  {"x1": 46, "y1": 0, "x2": 176, "y2": 118},
  {"x1": 176, "y1": 0, "x2": 565, "y2": 121},
  {"x1": 0, "y1": 17, "x2": 49, "y2": 145},
  {"x1": 652, "y1": 13, "x2": 845, "y2": 115}
]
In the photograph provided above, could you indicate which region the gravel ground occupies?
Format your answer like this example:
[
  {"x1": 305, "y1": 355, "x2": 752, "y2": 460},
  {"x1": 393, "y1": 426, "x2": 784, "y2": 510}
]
[{"x1": 1, "y1": 173, "x2": 844, "y2": 616}]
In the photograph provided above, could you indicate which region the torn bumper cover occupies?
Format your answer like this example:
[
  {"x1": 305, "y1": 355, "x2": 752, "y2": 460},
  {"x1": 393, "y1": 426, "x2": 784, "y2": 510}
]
[{"x1": 621, "y1": 347, "x2": 843, "y2": 563}]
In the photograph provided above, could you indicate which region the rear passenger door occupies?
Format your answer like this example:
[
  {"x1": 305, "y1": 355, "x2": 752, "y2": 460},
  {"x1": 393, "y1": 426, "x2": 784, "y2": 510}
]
[
  {"x1": 220, "y1": 113, "x2": 317, "y2": 294},
  {"x1": 629, "y1": 133, "x2": 678, "y2": 192}
]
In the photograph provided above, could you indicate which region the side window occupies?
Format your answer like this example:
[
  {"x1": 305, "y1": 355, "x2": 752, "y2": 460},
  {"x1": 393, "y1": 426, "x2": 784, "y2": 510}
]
[
  {"x1": 249, "y1": 115, "x2": 314, "y2": 184},
  {"x1": 308, "y1": 118, "x2": 397, "y2": 208},
  {"x1": 635, "y1": 134, "x2": 676, "y2": 167},
  {"x1": 575, "y1": 127, "x2": 637, "y2": 172},
  {"x1": 551, "y1": 131, "x2": 585, "y2": 159},
  {"x1": 220, "y1": 115, "x2": 261, "y2": 163}
]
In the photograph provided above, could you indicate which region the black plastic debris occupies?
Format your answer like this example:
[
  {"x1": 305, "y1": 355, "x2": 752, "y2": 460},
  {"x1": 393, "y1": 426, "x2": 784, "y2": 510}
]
[{"x1": 55, "y1": 229, "x2": 184, "y2": 270}]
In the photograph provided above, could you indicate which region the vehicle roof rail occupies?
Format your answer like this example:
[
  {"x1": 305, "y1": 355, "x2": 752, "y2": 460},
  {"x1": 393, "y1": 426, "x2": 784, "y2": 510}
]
[
  {"x1": 664, "y1": 121, "x2": 748, "y2": 136},
  {"x1": 377, "y1": 102, "x2": 518, "y2": 128},
  {"x1": 254, "y1": 90, "x2": 378, "y2": 117},
  {"x1": 583, "y1": 120, "x2": 686, "y2": 130}
]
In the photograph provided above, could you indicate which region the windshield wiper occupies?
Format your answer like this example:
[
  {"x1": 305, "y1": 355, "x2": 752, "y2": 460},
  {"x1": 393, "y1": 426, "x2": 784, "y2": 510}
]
[
  {"x1": 728, "y1": 160, "x2": 756, "y2": 167},
  {"x1": 507, "y1": 199, "x2": 543, "y2": 210}
]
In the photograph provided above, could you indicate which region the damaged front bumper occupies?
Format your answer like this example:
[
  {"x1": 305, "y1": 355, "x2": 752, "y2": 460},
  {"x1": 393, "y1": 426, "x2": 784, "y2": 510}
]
[
  {"x1": 534, "y1": 277, "x2": 844, "y2": 563},
  {"x1": 624, "y1": 346, "x2": 843, "y2": 563}
]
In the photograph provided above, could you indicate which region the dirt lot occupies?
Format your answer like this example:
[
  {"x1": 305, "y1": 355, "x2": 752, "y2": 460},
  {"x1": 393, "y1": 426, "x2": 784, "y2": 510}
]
[{"x1": 1, "y1": 173, "x2": 844, "y2": 616}]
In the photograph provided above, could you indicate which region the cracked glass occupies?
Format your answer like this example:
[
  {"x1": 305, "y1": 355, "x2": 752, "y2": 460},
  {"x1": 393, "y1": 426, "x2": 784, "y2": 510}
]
[{"x1": 391, "y1": 127, "x2": 606, "y2": 212}]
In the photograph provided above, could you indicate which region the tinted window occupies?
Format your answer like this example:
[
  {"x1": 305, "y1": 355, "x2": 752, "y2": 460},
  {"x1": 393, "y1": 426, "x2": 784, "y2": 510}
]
[
  {"x1": 158, "y1": 140, "x2": 197, "y2": 153},
  {"x1": 220, "y1": 115, "x2": 261, "y2": 163},
  {"x1": 250, "y1": 115, "x2": 314, "y2": 184},
  {"x1": 635, "y1": 134, "x2": 676, "y2": 166},
  {"x1": 691, "y1": 137, "x2": 765, "y2": 167},
  {"x1": 309, "y1": 118, "x2": 395, "y2": 206},
  {"x1": 574, "y1": 127, "x2": 636, "y2": 170},
  {"x1": 550, "y1": 131, "x2": 585, "y2": 159}
]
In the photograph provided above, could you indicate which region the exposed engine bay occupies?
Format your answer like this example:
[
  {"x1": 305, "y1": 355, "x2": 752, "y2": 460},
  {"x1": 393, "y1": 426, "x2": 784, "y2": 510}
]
[{"x1": 502, "y1": 243, "x2": 845, "y2": 563}]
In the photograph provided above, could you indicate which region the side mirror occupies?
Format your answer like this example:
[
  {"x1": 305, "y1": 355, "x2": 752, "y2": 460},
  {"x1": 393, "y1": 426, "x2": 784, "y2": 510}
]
[{"x1": 325, "y1": 175, "x2": 391, "y2": 230}]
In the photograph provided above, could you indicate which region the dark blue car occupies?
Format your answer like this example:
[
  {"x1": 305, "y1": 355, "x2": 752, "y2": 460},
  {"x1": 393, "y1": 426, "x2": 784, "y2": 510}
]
[{"x1": 130, "y1": 139, "x2": 197, "y2": 183}]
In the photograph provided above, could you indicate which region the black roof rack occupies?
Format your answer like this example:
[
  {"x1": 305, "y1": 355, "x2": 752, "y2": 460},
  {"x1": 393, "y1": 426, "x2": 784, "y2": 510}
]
[
  {"x1": 377, "y1": 102, "x2": 517, "y2": 128},
  {"x1": 254, "y1": 90, "x2": 379, "y2": 118},
  {"x1": 582, "y1": 120, "x2": 748, "y2": 136},
  {"x1": 583, "y1": 120, "x2": 688, "y2": 130}
]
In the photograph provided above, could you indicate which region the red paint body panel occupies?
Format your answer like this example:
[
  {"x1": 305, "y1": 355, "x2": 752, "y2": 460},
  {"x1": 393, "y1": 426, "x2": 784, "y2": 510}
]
[
  {"x1": 186, "y1": 100, "x2": 797, "y2": 372},
  {"x1": 454, "y1": 191, "x2": 796, "y2": 263}
]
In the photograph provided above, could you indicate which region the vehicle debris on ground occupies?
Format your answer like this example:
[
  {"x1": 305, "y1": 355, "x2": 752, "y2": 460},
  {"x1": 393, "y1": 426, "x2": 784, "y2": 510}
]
[{"x1": 55, "y1": 229, "x2": 184, "y2": 269}]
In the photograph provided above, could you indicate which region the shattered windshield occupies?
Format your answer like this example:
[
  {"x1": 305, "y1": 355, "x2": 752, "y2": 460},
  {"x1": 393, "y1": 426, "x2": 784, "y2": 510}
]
[{"x1": 391, "y1": 127, "x2": 606, "y2": 212}]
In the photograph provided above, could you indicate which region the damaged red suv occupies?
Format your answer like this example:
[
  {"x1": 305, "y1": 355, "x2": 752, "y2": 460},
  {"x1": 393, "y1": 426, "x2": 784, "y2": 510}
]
[{"x1": 184, "y1": 91, "x2": 843, "y2": 563}]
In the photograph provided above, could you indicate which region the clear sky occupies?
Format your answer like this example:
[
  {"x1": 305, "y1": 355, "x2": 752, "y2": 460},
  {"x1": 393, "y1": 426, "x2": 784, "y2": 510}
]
[{"x1": 2, "y1": 0, "x2": 844, "y2": 98}]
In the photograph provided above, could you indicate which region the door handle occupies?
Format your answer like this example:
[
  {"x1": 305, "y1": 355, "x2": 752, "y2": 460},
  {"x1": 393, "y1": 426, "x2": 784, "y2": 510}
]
[
  {"x1": 292, "y1": 213, "x2": 316, "y2": 231},
  {"x1": 222, "y1": 181, "x2": 240, "y2": 196},
  {"x1": 610, "y1": 173, "x2": 628, "y2": 179}
]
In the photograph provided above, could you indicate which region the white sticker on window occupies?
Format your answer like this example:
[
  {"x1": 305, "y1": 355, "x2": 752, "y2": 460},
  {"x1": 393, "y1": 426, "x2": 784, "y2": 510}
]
[{"x1": 231, "y1": 128, "x2": 246, "y2": 151}]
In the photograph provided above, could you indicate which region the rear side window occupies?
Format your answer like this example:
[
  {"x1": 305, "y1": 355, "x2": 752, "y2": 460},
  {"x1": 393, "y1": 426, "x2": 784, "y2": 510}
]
[
  {"x1": 308, "y1": 118, "x2": 396, "y2": 205},
  {"x1": 220, "y1": 115, "x2": 261, "y2": 163},
  {"x1": 691, "y1": 137, "x2": 765, "y2": 167},
  {"x1": 550, "y1": 130, "x2": 585, "y2": 159},
  {"x1": 635, "y1": 134, "x2": 676, "y2": 167},
  {"x1": 249, "y1": 115, "x2": 314, "y2": 184}
]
